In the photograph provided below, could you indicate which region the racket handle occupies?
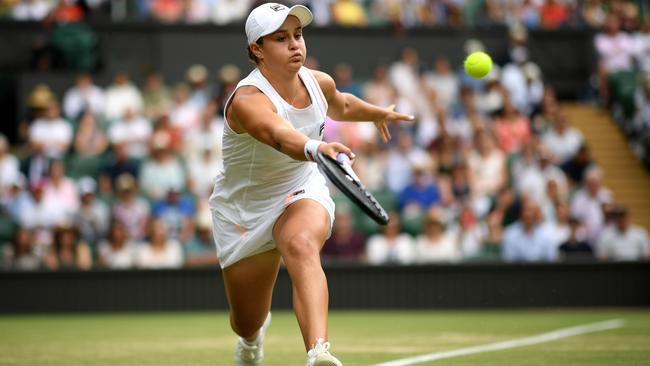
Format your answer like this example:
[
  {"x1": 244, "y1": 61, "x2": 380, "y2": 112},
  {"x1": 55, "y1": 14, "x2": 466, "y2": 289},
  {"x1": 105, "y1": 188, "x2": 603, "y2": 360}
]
[
  {"x1": 336, "y1": 153, "x2": 351, "y2": 165},
  {"x1": 336, "y1": 153, "x2": 361, "y2": 182}
]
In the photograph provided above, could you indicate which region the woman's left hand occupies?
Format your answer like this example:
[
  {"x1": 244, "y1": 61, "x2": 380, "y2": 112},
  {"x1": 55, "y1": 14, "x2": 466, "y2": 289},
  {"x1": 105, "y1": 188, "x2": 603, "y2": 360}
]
[{"x1": 373, "y1": 104, "x2": 415, "y2": 143}]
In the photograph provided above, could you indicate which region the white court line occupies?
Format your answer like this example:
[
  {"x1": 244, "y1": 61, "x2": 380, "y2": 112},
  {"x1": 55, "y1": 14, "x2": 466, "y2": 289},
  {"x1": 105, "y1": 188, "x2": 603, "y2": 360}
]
[{"x1": 372, "y1": 319, "x2": 624, "y2": 366}]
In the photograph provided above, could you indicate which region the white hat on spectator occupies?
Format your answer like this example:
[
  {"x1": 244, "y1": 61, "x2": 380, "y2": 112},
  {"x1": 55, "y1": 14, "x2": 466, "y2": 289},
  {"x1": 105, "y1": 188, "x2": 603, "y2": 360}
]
[
  {"x1": 523, "y1": 62, "x2": 542, "y2": 80},
  {"x1": 464, "y1": 39, "x2": 485, "y2": 55},
  {"x1": 78, "y1": 177, "x2": 97, "y2": 196},
  {"x1": 245, "y1": 3, "x2": 313, "y2": 45}
]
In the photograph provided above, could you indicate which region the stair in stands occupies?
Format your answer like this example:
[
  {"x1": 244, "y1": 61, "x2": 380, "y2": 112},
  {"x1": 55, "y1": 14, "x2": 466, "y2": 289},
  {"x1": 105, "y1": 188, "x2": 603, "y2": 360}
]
[{"x1": 563, "y1": 103, "x2": 650, "y2": 232}]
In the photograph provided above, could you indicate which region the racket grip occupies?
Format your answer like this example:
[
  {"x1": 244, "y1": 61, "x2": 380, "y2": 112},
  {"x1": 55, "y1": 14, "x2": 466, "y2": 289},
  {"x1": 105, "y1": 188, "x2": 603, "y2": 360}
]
[{"x1": 337, "y1": 153, "x2": 351, "y2": 166}]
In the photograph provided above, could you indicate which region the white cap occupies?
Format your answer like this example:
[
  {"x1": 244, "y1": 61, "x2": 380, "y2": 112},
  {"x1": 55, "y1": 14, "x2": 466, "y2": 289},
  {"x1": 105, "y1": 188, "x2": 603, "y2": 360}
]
[{"x1": 245, "y1": 3, "x2": 313, "y2": 45}]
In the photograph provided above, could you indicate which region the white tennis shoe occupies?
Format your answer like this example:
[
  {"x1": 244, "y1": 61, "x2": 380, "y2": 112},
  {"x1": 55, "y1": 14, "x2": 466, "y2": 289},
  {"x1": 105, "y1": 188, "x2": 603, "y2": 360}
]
[
  {"x1": 305, "y1": 338, "x2": 343, "y2": 366},
  {"x1": 234, "y1": 312, "x2": 272, "y2": 366}
]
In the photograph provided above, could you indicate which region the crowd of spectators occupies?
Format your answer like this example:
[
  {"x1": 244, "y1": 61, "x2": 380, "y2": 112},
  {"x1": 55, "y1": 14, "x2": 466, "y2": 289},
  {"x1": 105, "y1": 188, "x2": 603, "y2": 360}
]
[
  {"x1": 1, "y1": 0, "x2": 647, "y2": 30},
  {"x1": 0, "y1": 0, "x2": 650, "y2": 270},
  {"x1": 317, "y1": 29, "x2": 649, "y2": 265},
  {"x1": 1, "y1": 18, "x2": 648, "y2": 272},
  {"x1": 593, "y1": 9, "x2": 650, "y2": 168}
]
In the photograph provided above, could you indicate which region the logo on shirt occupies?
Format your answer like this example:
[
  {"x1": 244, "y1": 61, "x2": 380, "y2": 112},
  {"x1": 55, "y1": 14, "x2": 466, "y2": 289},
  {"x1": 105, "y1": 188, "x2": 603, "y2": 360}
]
[
  {"x1": 319, "y1": 122, "x2": 325, "y2": 137},
  {"x1": 270, "y1": 4, "x2": 286, "y2": 11}
]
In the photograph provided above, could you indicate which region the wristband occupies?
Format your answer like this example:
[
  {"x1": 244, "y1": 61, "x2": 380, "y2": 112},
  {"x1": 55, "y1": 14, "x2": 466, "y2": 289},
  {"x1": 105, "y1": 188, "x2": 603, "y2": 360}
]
[{"x1": 304, "y1": 139, "x2": 325, "y2": 162}]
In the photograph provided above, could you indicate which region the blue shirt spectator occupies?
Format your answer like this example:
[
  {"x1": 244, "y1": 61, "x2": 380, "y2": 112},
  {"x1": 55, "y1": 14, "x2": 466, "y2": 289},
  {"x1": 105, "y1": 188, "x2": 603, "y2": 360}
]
[
  {"x1": 398, "y1": 167, "x2": 441, "y2": 213},
  {"x1": 503, "y1": 199, "x2": 558, "y2": 262},
  {"x1": 152, "y1": 189, "x2": 195, "y2": 243}
]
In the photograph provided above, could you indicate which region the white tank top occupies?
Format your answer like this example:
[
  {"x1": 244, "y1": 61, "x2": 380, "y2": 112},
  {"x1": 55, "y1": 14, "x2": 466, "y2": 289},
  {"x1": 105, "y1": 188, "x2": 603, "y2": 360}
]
[{"x1": 209, "y1": 66, "x2": 329, "y2": 224}]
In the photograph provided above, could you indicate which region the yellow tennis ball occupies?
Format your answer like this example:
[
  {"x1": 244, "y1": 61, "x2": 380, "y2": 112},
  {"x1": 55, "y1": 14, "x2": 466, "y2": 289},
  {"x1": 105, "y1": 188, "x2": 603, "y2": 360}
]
[{"x1": 464, "y1": 51, "x2": 493, "y2": 78}]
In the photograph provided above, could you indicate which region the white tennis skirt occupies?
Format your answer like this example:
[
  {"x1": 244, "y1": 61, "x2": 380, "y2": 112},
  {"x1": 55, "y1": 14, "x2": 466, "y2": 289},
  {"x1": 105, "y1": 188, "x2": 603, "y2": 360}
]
[{"x1": 210, "y1": 173, "x2": 335, "y2": 268}]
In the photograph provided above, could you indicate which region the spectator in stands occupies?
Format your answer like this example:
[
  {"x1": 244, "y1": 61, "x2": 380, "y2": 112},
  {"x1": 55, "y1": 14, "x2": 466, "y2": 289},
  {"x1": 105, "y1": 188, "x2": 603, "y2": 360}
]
[
  {"x1": 561, "y1": 143, "x2": 595, "y2": 186},
  {"x1": 139, "y1": 133, "x2": 186, "y2": 200},
  {"x1": 184, "y1": 0, "x2": 213, "y2": 23},
  {"x1": 151, "y1": 114, "x2": 183, "y2": 154},
  {"x1": 7, "y1": 227, "x2": 41, "y2": 270},
  {"x1": 210, "y1": 0, "x2": 251, "y2": 25},
  {"x1": 184, "y1": 210, "x2": 220, "y2": 267},
  {"x1": 28, "y1": 100, "x2": 73, "y2": 159},
  {"x1": 11, "y1": 0, "x2": 52, "y2": 20},
  {"x1": 354, "y1": 138, "x2": 388, "y2": 191},
  {"x1": 468, "y1": 130, "x2": 506, "y2": 198},
  {"x1": 42, "y1": 160, "x2": 79, "y2": 221},
  {"x1": 98, "y1": 221, "x2": 137, "y2": 269},
  {"x1": 493, "y1": 96, "x2": 531, "y2": 155},
  {"x1": 112, "y1": 173, "x2": 150, "y2": 241},
  {"x1": 597, "y1": 205, "x2": 650, "y2": 261},
  {"x1": 152, "y1": 187, "x2": 195, "y2": 243},
  {"x1": 398, "y1": 164, "x2": 441, "y2": 216},
  {"x1": 423, "y1": 56, "x2": 459, "y2": 111},
  {"x1": 634, "y1": 73, "x2": 650, "y2": 133},
  {"x1": 511, "y1": 141, "x2": 546, "y2": 199},
  {"x1": 0, "y1": 134, "x2": 20, "y2": 196},
  {"x1": 594, "y1": 14, "x2": 635, "y2": 103},
  {"x1": 322, "y1": 207, "x2": 366, "y2": 262},
  {"x1": 186, "y1": 64, "x2": 211, "y2": 109},
  {"x1": 169, "y1": 83, "x2": 201, "y2": 134},
  {"x1": 108, "y1": 108, "x2": 152, "y2": 160},
  {"x1": 363, "y1": 64, "x2": 396, "y2": 108},
  {"x1": 385, "y1": 131, "x2": 430, "y2": 193},
  {"x1": 475, "y1": 69, "x2": 505, "y2": 116},
  {"x1": 516, "y1": 0, "x2": 541, "y2": 28},
  {"x1": 142, "y1": 72, "x2": 172, "y2": 120},
  {"x1": 415, "y1": 210, "x2": 459, "y2": 263},
  {"x1": 74, "y1": 177, "x2": 109, "y2": 248},
  {"x1": 186, "y1": 142, "x2": 221, "y2": 199},
  {"x1": 100, "y1": 143, "x2": 140, "y2": 187},
  {"x1": 135, "y1": 219, "x2": 184, "y2": 269},
  {"x1": 540, "y1": 0, "x2": 568, "y2": 29},
  {"x1": 74, "y1": 111, "x2": 108, "y2": 159},
  {"x1": 334, "y1": 63, "x2": 363, "y2": 98},
  {"x1": 570, "y1": 166, "x2": 613, "y2": 245},
  {"x1": 150, "y1": 0, "x2": 184, "y2": 23},
  {"x1": 332, "y1": 0, "x2": 368, "y2": 26},
  {"x1": 63, "y1": 73, "x2": 105, "y2": 120},
  {"x1": 582, "y1": 0, "x2": 607, "y2": 29},
  {"x1": 456, "y1": 202, "x2": 485, "y2": 260},
  {"x1": 1, "y1": 175, "x2": 31, "y2": 225},
  {"x1": 502, "y1": 197, "x2": 558, "y2": 262},
  {"x1": 104, "y1": 72, "x2": 144, "y2": 121},
  {"x1": 389, "y1": 48, "x2": 429, "y2": 119},
  {"x1": 366, "y1": 212, "x2": 415, "y2": 265},
  {"x1": 448, "y1": 87, "x2": 482, "y2": 145},
  {"x1": 542, "y1": 109, "x2": 584, "y2": 164},
  {"x1": 634, "y1": 21, "x2": 650, "y2": 73},
  {"x1": 184, "y1": 100, "x2": 223, "y2": 163},
  {"x1": 558, "y1": 217, "x2": 594, "y2": 262},
  {"x1": 45, "y1": 225, "x2": 92, "y2": 270}
]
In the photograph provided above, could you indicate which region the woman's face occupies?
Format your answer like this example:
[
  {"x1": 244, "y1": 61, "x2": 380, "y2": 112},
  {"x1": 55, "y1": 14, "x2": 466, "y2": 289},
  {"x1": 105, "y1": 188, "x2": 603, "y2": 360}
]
[{"x1": 255, "y1": 16, "x2": 306, "y2": 72}]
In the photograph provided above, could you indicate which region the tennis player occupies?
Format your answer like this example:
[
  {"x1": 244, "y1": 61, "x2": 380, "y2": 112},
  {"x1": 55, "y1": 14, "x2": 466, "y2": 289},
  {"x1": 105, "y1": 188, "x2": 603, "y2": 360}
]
[{"x1": 209, "y1": 3, "x2": 413, "y2": 365}]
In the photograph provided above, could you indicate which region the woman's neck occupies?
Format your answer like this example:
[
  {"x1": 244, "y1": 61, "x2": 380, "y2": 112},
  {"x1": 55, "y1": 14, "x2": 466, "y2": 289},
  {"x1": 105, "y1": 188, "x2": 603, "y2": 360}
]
[{"x1": 259, "y1": 64, "x2": 302, "y2": 103}]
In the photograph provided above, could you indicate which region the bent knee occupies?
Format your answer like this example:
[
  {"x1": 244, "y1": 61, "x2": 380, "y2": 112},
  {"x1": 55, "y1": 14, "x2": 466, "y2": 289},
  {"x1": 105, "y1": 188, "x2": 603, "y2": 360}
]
[
  {"x1": 231, "y1": 314, "x2": 264, "y2": 338},
  {"x1": 281, "y1": 233, "x2": 321, "y2": 263}
]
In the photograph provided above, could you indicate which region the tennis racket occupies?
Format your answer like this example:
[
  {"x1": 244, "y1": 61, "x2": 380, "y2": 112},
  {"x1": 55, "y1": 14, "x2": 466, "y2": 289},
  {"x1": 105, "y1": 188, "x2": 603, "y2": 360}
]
[{"x1": 317, "y1": 152, "x2": 389, "y2": 225}]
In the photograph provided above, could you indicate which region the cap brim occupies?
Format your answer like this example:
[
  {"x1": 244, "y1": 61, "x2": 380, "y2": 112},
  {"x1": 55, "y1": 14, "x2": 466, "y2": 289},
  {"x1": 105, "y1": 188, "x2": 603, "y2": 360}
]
[
  {"x1": 256, "y1": 5, "x2": 313, "y2": 42},
  {"x1": 288, "y1": 5, "x2": 313, "y2": 28}
]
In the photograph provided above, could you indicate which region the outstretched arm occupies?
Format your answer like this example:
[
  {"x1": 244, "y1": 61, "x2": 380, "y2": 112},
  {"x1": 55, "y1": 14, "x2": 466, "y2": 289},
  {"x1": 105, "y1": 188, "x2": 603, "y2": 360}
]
[
  {"x1": 229, "y1": 86, "x2": 351, "y2": 161},
  {"x1": 312, "y1": 69, "x2": 414, "y2": 142}
]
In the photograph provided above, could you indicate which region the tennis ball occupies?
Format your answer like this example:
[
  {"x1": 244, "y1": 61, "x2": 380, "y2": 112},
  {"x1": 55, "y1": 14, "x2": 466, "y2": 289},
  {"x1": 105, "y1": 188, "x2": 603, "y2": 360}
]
[{"x1": 464, "y1": 52, "x2": 493, "y2": 78}]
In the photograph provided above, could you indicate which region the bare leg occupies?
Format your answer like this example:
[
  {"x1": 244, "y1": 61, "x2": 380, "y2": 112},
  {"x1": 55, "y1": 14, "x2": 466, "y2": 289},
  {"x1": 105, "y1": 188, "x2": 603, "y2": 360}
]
[
  {"x1": 223, "y1": 249, "x2": 281, "y2": 341},
  {"x1": 273, "y1": 199, "x2": 332, "y2": 350}
]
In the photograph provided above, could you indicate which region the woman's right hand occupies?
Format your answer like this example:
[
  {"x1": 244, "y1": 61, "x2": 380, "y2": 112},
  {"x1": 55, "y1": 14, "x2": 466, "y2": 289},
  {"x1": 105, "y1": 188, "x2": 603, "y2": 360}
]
[{"x1": 318, "y1": 142, "x2": 355, "y2": 162}]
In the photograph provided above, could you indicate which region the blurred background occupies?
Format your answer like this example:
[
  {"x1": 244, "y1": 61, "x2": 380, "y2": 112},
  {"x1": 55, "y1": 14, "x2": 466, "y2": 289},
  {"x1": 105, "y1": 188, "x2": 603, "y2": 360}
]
[
  {"x1": 0, "y1": 2, "x2": 649, "y2": 366},
  {"x1": 0, "y1": 0, "x2": 648, "y2": 309}
]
